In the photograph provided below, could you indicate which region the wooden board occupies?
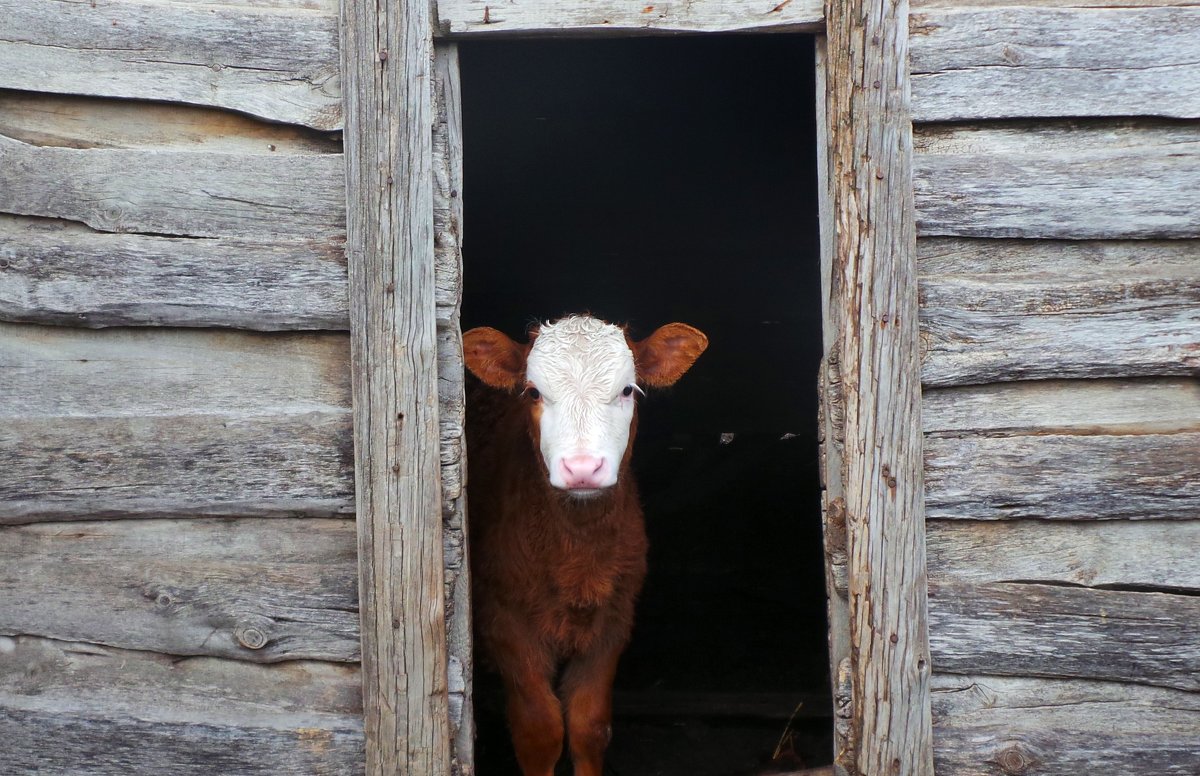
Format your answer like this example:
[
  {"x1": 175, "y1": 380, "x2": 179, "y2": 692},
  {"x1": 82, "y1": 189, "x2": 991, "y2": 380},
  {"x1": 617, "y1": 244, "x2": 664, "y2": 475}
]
[
  {"x1": 0, "y1": 215, "x2": 348, "y2": 330},
  {"x1": 0, "y1": 0, "x2": 341, "y2": 129},
  {"x1": 340, "y1": 0, "x2": 452, "y2": 771},
  {"x1": 910, "y1": 7, "x2": 1200, "y2": 121},
  {"x1": 926, "y1": 519, "x2": 1200, "y2": 591},
  {"x1": 917, "y1": 238, "x2": 1200, "y2": 387},
  {"x1": 931, "y1": 674, "x2": 1200, "y2": 776},
  {"x1": 435, "y1": 0, "x2": 823, "y2": 36},
  {"x1": 928, "y1": 582, "x2": 1199, "y2": 691},
  {"x1": 914, "y1": 121, "x2": 1200, "y2": 239},
  {"x1": 0, "y1": 519, "x2": 359, "y2": 662},
  {"x1": 0, "y1": 324, "x2": 353, "y2": 521},
  {"x1": 0, "y1": 635, "x2": 364, "y2": 775},
  {"x1": 825, "y1": 0, "x2": 934, "y2": 772},
  {"x1": 0, "y1": 134, "x2": 344, "y2": 238}
]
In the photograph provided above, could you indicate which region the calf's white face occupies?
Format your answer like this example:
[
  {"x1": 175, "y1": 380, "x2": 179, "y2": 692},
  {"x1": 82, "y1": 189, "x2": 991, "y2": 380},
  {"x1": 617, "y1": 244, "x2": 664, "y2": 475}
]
[{"x1": 464, "y1": 314, "x2": 708, "y2": 497}]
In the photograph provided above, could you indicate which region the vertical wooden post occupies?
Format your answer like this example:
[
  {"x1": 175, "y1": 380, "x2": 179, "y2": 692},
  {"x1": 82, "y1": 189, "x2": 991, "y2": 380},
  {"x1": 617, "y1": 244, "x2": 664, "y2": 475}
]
[
  {"x1": 340, "y1": 0, "x2": 451, "y2": 772},
  {"x1": 823, "y1": 0, "x2": 935, "y2": 773}
]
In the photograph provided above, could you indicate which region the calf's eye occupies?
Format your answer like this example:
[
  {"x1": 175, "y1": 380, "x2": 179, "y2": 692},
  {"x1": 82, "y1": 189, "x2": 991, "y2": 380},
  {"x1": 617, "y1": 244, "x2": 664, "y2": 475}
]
[
  {"x1": 622, "y1": 385, "x2": 635, "y2": 398},
  {"x1": 527, "y1": 386, "x2": 541, "y2": 401}
]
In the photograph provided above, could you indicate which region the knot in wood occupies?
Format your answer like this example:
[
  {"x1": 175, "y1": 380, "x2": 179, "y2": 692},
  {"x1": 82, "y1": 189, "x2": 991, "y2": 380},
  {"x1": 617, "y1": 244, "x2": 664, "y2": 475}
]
[
  {"x1": 993, "y1": 743, "x2": 1039, "y2": 775},
  {"x1": 235, "y1": 626, "x2": 269, "y2": 650}
]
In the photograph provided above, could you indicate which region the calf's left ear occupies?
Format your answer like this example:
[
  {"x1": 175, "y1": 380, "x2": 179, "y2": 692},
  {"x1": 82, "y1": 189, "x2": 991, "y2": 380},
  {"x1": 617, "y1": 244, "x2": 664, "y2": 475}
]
[
  {"x1": 633, "y1": 323, "x2": 709, "y2": 388},
  {"x1": 463, "y1": 327, "x2": 527, "y2": 391}
]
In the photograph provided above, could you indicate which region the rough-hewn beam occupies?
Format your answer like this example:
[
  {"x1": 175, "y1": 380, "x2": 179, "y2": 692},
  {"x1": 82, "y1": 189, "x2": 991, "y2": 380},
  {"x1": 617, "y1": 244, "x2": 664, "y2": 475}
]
[
  {"x1": 824, "y1": 0, "x2": 934, "y2": 772},
  {"x1": 340, "y1": 0, "x2": 451, "y2": 773}
]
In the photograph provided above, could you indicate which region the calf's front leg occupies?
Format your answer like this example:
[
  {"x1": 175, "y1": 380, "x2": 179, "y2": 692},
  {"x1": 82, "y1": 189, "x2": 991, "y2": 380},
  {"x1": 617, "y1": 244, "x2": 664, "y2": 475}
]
[{"x1": 561, "y1": 643, "x2": 622, "y2": 776}]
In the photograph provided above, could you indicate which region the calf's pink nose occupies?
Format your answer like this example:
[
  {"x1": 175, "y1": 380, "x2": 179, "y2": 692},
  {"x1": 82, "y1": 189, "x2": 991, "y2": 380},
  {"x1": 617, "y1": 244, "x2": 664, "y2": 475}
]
[{"x1": 561, "y1": 455, "x2": 606, "y2": 489}]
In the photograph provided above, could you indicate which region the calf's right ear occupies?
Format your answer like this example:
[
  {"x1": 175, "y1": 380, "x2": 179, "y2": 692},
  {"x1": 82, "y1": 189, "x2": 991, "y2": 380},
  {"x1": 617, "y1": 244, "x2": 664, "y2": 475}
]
[{"x1": 463, "y1": 327, "x2": 527, "y2": 391}]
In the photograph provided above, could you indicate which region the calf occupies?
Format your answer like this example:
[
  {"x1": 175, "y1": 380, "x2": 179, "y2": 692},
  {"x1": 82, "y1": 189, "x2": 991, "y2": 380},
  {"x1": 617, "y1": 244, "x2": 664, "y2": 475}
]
[{"x1": 463, "y1": 314, "x2": 707, "y2": 776}]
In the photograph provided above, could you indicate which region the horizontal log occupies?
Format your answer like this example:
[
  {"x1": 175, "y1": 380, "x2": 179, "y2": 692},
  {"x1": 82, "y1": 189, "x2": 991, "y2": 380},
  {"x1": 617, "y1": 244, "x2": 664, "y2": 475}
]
[
  {"x1": 0, "y1": 134, "x2": 344, "y2": 238},
  {"x1": 0, "y1": 215, "x2": 349, "y2": 330},
  {"x1": 0, "y1": 635, "x2": 364, "y2": 774},
  {"x1": 924, "y1": 430, "x2": 1200, "y2": 521},
  {"x1": 918, "y1": 238, "x2": 1200, "y2": 386},
  {"x1": 926, "y1": 519, "x2": 1200, "y2": 590},
  {"x1": 910, "y1": 7, "x2": 1200, "y2": 121},
  {"x1": 435, "y1": 0, "x2": 823, "y2": 36},
  {"x1": 0, "y1": 0, "x2": 341, "y2": 129},
  {"x1": 0, "y1": 324, "x2": 353, "y2": 521},
  {"x1": 931, "y1": 674, "x2": 1200, "y2": 776},
  {"x1": 928, "y1": 582, "x2": 1200, "y2": 691},
  {"x1": 0, "y1": 519, "x2": 358, "y2": 661},
  {"x1": 914, "y1": 121, "x2": 1200, "y2": 239}
]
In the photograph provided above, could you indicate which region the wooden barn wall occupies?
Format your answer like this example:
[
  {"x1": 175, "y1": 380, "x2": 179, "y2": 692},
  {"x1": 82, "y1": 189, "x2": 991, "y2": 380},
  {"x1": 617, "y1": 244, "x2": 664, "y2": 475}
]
[
  {"x1": 0, "y1": 3, "x2": 471, "y2": 772},
  {"x1": 908, "y1": 2, "x2": 1200, "y2": 774}
]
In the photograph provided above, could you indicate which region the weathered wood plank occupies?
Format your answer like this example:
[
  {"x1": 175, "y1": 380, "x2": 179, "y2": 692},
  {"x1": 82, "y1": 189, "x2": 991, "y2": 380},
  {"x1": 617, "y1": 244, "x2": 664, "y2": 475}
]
[
  {"x1": 931, "y1": 674, "x2": 1200, "y2": 776},
  {"x1": 928, "y1": 582, "x2": 1200, "y2": 691},
  {"x1": 0, "y1": 519, "x2": 358, "y2": 662},
  {"x1": 0, "y1": 324, "x2": 353, "y2": 521},
  {"x1": 435, "y1": 0, "x2": 823, "y2": 36},
  {"x1": 914, "y1": 121, "x2": 1200, "y2": 239},
  {"x1": 0, "y1": 635, "x2": 364, "y2": 775},
  {"x1": 826, "y1": 0, "x2": 934, "y2": 772},
  {"x1": 340, "y1": 0, "x2": 451, "y2": 771},
  {"x1": 924, "y1": 430, "x2": 1200, "y2": 521},
  {"x1": 927, "y1": 519, "x2": 1200, "y2": 590},
  {"x1": 433, "y1": 42, "x2": 475, "y2": 776},
  {"x1": 918, "y1": 238, "x2": 1200, "y2": 386},
  {"x1": 0, "y1": 134, "x2": 344, "y2": 238},
  {"x1": 916, "y1": 0, "x2": 1200, "y2": 7},
  {"x1": 0, "y1": 0, "x2": 341, "y2": 130},
  {"x1": 0, "y1": 215, "x2": 348, "y2": 330},
  {"x1": 909, "y1": 7, "x2": 1200, "y2": 122}
]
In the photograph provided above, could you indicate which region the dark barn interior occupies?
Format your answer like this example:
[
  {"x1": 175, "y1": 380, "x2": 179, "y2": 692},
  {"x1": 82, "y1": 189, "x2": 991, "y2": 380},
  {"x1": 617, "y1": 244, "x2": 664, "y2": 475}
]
[{"x1": 459, "y1": 36, "x2": 829, "y2": 776}]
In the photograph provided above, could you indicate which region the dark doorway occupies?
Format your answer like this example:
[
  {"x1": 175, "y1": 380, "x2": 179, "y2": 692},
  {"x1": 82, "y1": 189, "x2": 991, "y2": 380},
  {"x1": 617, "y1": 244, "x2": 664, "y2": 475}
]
[{"x1": 460, "y1": 35, "x2": 829, "y2": 776}]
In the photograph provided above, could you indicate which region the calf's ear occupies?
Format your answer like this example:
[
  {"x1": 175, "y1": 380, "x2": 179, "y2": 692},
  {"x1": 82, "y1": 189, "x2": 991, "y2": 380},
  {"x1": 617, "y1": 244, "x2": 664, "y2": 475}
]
[
  {"x1": 463, "y1": 327, "x2": 527, "y2": 390},
  {"x1": 634, "y1": 323, "x2": 708, "y2": 388}
]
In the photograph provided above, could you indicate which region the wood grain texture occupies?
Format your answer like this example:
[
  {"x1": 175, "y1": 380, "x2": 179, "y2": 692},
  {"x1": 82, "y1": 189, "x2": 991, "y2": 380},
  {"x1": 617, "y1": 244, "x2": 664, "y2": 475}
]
[
  {"x1": 0, "y1": 0, "x2": 341, "y2": 129},
  {"x1": 909, "y1": 7, "x2": 1200, "y2": 121},
  {"x1": 340, "y1": 0, "x2": 451, "y2": 771},
  {"x1": 0, "y1": 635, "x2": 365, "y2": 775},
  {"x1": 926, "y1": 519, "x2": 1200, "y2": 591},
  {"x1": 928, "y1": 582, "x2": 1200, "y2": 691},
  {"x1": 913, "y1": 121, "x2": 1200, "y2": 239},
  {"x1": 435, "y1": 0, "x2": 823, "y2": 36},
  {"x1": 931, "y1": 674, "x2": 1200, "y2": 776},
  {"x1": 825, "y1": 0, "x2": 934, "y2": 772},
  {"x1": 917, "y1": 238, "x2": 1200, "y2": 387},
  {"x1": 0, "y1": 215, "x2": 348, "y2": 330},
  {"x1": 0, "y1": 519, "x2": 359, "y2": 662},
  {"x1": 0, "y1": 323, "x2": 352, "y2": 521},
  {"x1": 0, "y1": 134, "x2": 344, "y2": 238}
]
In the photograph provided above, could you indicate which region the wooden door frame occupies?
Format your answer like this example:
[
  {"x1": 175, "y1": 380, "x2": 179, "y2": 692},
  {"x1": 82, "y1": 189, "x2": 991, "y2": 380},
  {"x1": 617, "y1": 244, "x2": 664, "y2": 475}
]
[{"x1": 340, "y1": 1, "x2": 932, "y2": 773}]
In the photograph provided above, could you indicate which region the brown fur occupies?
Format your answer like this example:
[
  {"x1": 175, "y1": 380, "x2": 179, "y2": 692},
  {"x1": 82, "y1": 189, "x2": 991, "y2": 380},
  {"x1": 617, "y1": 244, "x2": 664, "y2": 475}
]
[{"x1": 464, "y1": 319, "x2": 706, "y2": 776}]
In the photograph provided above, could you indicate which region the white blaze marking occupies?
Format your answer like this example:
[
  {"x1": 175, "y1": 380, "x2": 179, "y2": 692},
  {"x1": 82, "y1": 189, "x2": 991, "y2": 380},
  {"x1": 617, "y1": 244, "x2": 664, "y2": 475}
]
[{"x1": 525, "y1": 316, "x2": 637, "y2": 492}]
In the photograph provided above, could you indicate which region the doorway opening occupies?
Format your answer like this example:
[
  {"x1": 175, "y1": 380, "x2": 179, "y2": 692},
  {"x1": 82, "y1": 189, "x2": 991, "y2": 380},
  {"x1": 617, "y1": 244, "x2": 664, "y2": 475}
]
[{"x1": 460, "y1": 35, "x2": 829, "y2": 775}]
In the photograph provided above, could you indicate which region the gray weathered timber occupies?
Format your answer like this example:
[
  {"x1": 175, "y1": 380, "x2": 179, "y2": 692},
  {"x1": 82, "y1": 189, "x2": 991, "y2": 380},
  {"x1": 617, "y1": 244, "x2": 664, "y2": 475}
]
[
  {"x1": 931, "y1": 674, "x2": 1200, "y2": 776},
  {"x1": 909, "y1": 7, "x2": 1200, "y2": 122},
  {"x1": 0, "y1": 215, "x2": 349, "y2": 330},
  {"x1": 0, "y1": 519, "x2": 359, "y2": 662},
  {"x1": 435, "y1": 0, "x2": 823, "y2": 36},
  {"x1": 926, "y1": 519, "x2": 1200, "y2": 590},
  {"x1": 0, "y1": 135, "x2": 344, "y2": 238},
  {"x1": 0, "y1": 635, "x2": 364, "y2": 775},
  {"x1": 928, "y1": 582, "x2": 1200, "y2": 691},
  {"x1": 923, "y1": 378, "x2": 1200, "y2": 435},
  {"x1": 0, "y1": 0, "x2": 341, "y2": 130},
  {"x1": 0, "y1": 323, "x2": 353, "y2": 521},
  {"x1": 924, "y1": 431, "x2": 1200, "y2": 521},
  {"x1": 433, "y1": 43, "x2": 475, "y2": 776},
  {"x1": 917, "y1": 238, "x2": 1200, "y2": 386},
  {"x1": 340, "y1": 0, "x2": 451, "y2": 772},
  {"x1": 913, "y1": 121, "x2": 1200, "y2": 239},
  {"x1": 825, "y1": 0, "x2": 934, "y2": 772}
]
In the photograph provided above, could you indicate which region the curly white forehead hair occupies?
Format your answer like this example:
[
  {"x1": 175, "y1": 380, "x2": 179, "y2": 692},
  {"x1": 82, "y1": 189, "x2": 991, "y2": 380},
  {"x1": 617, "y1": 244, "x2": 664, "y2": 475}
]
[{"x1": 526, "y1": 316, "x2": 636, "y2": 400}]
